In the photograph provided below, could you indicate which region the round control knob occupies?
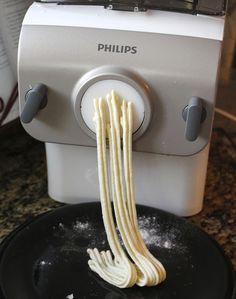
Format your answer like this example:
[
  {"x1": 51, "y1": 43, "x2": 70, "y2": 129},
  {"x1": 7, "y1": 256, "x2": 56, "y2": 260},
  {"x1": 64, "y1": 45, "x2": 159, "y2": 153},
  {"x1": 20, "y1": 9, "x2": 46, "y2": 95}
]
[
  {"x1": 73, "y1": 66, "x2": 151, "y2": 141},
  {"x1": 21, "y1": 83, "x2": 48, "y2": 124}
]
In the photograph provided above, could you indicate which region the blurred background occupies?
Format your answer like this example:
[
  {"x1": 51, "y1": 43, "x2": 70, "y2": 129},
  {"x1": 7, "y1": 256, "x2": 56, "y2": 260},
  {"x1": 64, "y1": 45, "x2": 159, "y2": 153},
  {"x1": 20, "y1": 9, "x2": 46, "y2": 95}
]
[{"x1": 216, "y1": 0, "x2": 236, "y2": 133}]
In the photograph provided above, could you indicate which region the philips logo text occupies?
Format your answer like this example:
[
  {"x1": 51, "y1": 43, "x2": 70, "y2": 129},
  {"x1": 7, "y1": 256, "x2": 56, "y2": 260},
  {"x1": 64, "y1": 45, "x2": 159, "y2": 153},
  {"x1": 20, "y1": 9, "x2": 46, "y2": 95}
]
[{"x1": 98, "y1": 44, "x2": 137, "y2": 54}]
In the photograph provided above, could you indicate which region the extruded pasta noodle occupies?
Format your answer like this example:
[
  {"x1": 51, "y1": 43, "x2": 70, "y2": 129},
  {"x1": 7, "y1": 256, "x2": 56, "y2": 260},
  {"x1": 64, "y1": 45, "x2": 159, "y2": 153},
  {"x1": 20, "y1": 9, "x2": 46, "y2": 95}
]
[{"x1": 87, "y1": 90, "x2": 166, "y2": 288}]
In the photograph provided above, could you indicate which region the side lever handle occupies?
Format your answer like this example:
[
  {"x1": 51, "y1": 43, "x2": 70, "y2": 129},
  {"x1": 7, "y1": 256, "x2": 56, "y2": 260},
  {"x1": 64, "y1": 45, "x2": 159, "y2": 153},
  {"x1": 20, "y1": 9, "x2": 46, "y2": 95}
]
[
  {"x1": 21, "y1": 83, "x2": 48, "y2": 124},
  {"x1": 182, "y1": 97, "x2": 207, "y2": 142}
]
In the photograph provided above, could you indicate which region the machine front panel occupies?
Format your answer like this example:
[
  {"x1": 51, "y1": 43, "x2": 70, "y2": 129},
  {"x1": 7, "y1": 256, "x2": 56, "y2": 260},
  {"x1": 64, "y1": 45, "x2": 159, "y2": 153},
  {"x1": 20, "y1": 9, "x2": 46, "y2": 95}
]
[{"x1": 18, "y1": 25, "x2": 221, "y2": 156}]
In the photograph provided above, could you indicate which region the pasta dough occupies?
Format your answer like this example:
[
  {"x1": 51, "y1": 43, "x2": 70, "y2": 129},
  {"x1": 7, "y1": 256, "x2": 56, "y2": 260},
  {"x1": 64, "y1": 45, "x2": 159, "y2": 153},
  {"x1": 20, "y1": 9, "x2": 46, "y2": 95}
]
[{"x1": 87, "y1": 91, "x2": 166, "y2": 288}]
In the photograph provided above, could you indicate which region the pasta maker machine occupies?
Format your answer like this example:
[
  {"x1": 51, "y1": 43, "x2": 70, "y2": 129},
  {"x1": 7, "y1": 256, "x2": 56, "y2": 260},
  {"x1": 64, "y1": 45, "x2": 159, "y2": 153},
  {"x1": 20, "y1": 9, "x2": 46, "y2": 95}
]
[{"x1": 18, "y1": 0, "x2": 226, "y2": 216}]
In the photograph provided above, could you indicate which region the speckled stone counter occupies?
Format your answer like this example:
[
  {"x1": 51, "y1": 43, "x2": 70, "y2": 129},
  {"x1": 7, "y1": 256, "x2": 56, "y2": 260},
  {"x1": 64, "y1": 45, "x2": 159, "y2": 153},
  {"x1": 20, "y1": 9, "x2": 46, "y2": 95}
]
[{"x1": 0, "y1": 123, "x2": 235, "y2": 270}]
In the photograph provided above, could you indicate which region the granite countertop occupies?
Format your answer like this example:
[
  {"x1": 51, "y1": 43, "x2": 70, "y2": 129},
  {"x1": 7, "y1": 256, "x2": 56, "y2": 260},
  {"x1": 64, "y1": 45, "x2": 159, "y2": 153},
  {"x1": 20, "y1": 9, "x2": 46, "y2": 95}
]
[{"x1": 0, "y1": 122, "x2": 236, "y2": 270}]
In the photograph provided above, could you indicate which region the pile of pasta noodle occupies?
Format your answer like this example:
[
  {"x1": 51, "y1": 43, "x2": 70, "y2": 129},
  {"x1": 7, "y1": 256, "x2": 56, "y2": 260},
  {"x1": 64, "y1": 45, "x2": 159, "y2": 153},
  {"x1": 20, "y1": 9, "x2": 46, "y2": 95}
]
[{"x1": 87, "y1": 90, "x2": 166, "y2": 288}]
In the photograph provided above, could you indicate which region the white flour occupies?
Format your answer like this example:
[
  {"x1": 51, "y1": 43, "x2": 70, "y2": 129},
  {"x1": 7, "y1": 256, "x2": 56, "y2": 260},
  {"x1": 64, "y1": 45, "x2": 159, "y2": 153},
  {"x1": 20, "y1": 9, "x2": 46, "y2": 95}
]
[
  {"x1": 57, "y1": 214, "x2": 187, "y2": 253},
  {"x1": 138, "y1": 215, "x2": 181, "y2": 250},
  {"x1": 73, "y1": 221, "x2": 90, "y2": 231}
]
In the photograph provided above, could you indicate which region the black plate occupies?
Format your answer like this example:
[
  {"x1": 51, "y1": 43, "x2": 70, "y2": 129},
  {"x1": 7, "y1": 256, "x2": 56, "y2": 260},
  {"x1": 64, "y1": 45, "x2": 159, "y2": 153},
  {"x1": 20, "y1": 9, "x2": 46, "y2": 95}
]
[{"x1": 0, "y1": 203, "x2": 235, "y2": 299}]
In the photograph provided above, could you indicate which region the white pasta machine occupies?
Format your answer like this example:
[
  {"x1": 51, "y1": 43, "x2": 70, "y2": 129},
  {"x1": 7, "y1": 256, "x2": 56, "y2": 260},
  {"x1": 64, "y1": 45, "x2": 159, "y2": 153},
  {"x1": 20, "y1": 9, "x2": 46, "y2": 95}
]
[{"x1": 18, "y1": 0, "x2": 226, "y2": 216}]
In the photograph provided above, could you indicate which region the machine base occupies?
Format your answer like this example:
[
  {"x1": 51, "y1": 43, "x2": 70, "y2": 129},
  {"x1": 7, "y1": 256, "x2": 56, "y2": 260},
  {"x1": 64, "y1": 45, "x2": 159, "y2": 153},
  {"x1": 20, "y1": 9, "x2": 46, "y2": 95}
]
[{"x1": 46, "y1": 143, "x2": 210, "y2": 217}]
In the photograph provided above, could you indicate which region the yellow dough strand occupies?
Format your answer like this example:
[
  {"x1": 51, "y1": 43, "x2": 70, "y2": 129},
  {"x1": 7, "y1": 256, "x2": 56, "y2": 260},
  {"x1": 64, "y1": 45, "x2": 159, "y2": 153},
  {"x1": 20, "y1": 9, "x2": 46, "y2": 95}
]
[
  {"x1": 87, "y1": 91, "x2": 166, "y2": 288},
  {"x1": 121, "y1": 101, "x2": 166, "y2": 284},
  {"x1": 107, "y1": 92, "x2": 161, "y2": 287},
  {"x1": 87, "y1": 98, "x2": 137, "y2": 288}
]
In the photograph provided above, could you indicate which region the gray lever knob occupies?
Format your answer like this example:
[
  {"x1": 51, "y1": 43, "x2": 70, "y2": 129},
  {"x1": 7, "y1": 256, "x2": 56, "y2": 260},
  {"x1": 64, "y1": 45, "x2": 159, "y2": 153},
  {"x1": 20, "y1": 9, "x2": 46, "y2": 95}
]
[
  {"x1": 182, "y1": 97, "x2": 206, "y2": 142},
  {"x1": 21, "y1": 83, "x2": 48, "y2": 124}
]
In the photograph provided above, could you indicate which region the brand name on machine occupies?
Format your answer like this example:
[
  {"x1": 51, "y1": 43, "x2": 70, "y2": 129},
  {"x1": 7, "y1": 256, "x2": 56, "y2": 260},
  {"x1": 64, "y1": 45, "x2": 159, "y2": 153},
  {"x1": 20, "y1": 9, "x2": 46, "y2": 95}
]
[{"x1": 98, "y1": 44, "x2": 137, "y2": 54}]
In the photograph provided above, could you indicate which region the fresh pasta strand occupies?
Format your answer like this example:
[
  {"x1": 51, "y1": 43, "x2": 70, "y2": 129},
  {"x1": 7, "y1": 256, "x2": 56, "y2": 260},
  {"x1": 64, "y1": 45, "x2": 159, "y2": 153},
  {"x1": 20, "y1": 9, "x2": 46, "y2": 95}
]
[
  {"x1": 107, "y1": 92, "x2": 161, "y2": 287},
  {"x1": 121, "y1": 100, "x2": 166, "y2": 284},
  {"x1": 87, "y1": 91, "x2": 166, "y2": 288},
  {"x1": 87, "y1": 98, "x2": 137, "y2": 288}
]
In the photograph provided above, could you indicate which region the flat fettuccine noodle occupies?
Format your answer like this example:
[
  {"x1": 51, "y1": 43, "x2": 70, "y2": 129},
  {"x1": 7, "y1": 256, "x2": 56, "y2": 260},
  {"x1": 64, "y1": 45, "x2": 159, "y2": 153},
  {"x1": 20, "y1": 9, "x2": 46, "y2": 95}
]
[{"x1": 87, "y1": 90, "x2": 166, "y2": 288}]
